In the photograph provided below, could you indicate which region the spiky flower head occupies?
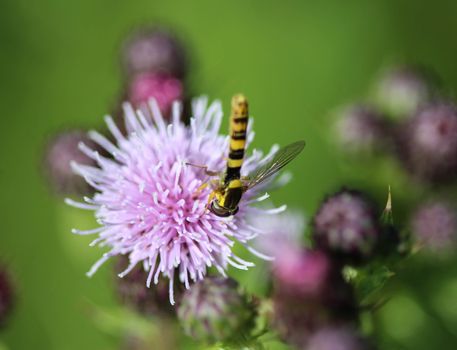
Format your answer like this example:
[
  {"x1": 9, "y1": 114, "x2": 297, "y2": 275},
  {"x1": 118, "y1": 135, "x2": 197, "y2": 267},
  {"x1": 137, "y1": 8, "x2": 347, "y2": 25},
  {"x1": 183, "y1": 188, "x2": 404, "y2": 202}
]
[
  {"x1": 313, "y1": 189, "x2": 380, "y2": 261},
  {"x1": 334, "y1": 104, "x2": 390, "y2": 154},
  {"x1": 44, "y1": 130, "x2": 97, "y2": 195},
  {"x1": 374, "y1": 65, "x2": 434, "y2": 118},
  {"x1": 397, "y1": 103, "x2": 457, "y2": 184},
  {"x1": 177, "y1": 276, "x2": 255, "y2": 343},
  {"x1": 306, "y1": 326, "x2": 374, "y2": 350},
  {"x1": 411, "y1": 201, "x2": 457, "y2": 252},
  {"x1": 128, "y1": 73, "x2": 183, "y2": 115},
  {"x1": 0, "y1": 265, "x2": 14, "y2": 328},
  {"x1": 121, "y1": 27, "x2": 188, "y2": 80},
  {"x1": 67, "y1": 97, "x2": 286, "y2": 304}
]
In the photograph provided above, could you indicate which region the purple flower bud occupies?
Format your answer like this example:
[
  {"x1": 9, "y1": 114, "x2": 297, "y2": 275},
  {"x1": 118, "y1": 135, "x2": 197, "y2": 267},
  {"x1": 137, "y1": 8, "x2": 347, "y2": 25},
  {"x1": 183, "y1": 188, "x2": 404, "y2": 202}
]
[
  {"x1": 411, "y1": 201, "x2": 457, "y2": 252},
  {"x1": 313, "y1": 190, "x2": 380, "y2": 261},
  {"x1": 0, "y1": 265, "x2": 14, "y2": 328},
  {"x1": 121, "y1": 27, "x2": 188, "y2": 80},
  {"x1": 114, "y1": 256, "x2": 180, "y2": 317},
  {"x1": 397, "y1": 103, "x2": 457, "y2": 184},
  {"x1": 306, "y1": 326, "x2": 375, "y2": 350},
  {"x1": 273, "y1": 249, "x2": 331, "y2": 299},
  {"x1": 334, "y1": 105, "x2": 391, "y2": 153},
  {"x1": 272, "y1": 248, "x2": 357, "y2": 348},
  {"x1": 375, "y1": 65, "x2": 434, "y2": 118},
  {"x1": 43, "y1": 130, "x2": 97, "y2": 195},
  {"x1": 177, "y1": 277, "x2": 255, "y2": 343},
  {"x1": 128, "y1": 73, "x2": 183, "y2": 115}
]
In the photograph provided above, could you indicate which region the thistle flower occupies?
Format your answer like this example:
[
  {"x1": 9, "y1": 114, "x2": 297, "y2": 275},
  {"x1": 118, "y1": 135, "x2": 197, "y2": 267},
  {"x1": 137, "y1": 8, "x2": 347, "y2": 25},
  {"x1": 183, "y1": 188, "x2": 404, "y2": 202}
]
[
  {"x1": 177, "y1": 277, "x2": 255, "y2": 343},
  {"x1": 334, "y1": 104, "x2": 390, "y2": 154},
  {"x1": 128, "y1": 73, "x2": 183, "y2": 115},
  {"x1": 0, "y1": 265, "x2": 14, "y2": 328},
  {"x1": 374, "y1": 65, "x2": 434, "y2": 118},
  {"x1": 312, "y1": 190, "x2": 380, "y2": 261},
  {"x1": 67, "y1": 97, "x2": 285, "y2": 304},
  {"x1": 410, "y1": 201, "x2": 457, "y2": 252},
  {"x1": 306, "y1": 326, "x2": 374, "y2": 350},
  {"x1": 121, "y1": 27, "x2": 188, "y2": 80},
  {"x1": 271, "y1": 242, "x2": 357, "y2": 348},
  {"x1": 273, "y1": 249, "x2": 331, "y2": 299},
  {"x1": 397, "y1": 103, "x2": 457, "y2": 184},
  {"x1": 44, "y1": 130, "x2": 98, "y2": 195},
  {"x1": 273, "y1": 256, "x2": 357, "y2": 349}
]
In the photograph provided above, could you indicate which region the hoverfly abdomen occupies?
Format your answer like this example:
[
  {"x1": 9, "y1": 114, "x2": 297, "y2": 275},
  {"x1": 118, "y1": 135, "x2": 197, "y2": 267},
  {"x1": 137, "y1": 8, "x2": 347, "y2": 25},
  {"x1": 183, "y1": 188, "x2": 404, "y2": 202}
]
[
  {"x1": 205, "y1": 94, "x2": 305, "y2": 218},
  {"x1": 225, "y1": 94, "x2": 249, "y2": 184}
]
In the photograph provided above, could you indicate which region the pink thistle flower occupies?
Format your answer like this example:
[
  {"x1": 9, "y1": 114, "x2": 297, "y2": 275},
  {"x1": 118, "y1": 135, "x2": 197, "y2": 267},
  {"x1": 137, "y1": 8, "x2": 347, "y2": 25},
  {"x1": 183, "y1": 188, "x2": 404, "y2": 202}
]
[
  {"x1": 66, "y1": 97, "x2": 286, "y2": 304},
  {"x1": 128, "y1": 73, "x2": 183, "y2": 115}
]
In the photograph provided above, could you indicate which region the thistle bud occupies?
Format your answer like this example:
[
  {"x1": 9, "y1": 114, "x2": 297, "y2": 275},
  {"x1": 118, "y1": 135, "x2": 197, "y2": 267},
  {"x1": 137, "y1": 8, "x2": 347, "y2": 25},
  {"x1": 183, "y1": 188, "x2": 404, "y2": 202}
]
[
  {"x1": 43, "y1": 130, "x2": 97, "y2": 196},
  {"x1": 313, "y1": 190, "x2": 380, "y2": 261},
  {"x1": 121, "y1": 27, "x2": 188, "y2": 80},
  {"x1": 374, "y1": 65, "x2": 434, "y2": 118},
  {"x1": 410, "y1": 201, "x2": 457, "y2": 253},
  {"x1": 306, "y1": 326, "x2": 375, "y2": 350},
  {"x1": 115, "y1": 256, "x2": 179, "y2": 317},
  {"x1": 397, "y1": 103, "x2": 457, "y2": 184},
  {"x1": 177, "y1": 277, "x2": 255, "y2": 343},
  {"x1": 0, "y1": 265, "x2": 14, "y2": 328},
  {"x1": 334, "y1": 105, "x2": 391, "y2": 153}
]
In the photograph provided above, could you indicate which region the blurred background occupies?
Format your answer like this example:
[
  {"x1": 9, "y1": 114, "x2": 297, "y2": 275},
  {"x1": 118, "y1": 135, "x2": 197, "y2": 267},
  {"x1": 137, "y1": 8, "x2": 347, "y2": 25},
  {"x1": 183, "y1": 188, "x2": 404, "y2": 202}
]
[{"x1": 2, "y1": 0, "x2": 457, "y2": 349}]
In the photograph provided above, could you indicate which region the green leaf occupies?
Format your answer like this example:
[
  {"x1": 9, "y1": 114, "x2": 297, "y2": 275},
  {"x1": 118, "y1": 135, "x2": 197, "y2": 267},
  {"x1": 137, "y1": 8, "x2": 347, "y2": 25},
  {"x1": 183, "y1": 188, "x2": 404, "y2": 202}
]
[{"x1": 347, "y1": 264, "x2": 395, "y2": 307}]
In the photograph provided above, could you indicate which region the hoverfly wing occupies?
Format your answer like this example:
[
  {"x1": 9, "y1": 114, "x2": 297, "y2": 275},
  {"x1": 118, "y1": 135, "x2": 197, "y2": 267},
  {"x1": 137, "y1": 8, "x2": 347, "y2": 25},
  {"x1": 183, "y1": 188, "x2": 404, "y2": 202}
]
[{"x1": 246, "y1": 140, "x2": 305, "y2": 190}]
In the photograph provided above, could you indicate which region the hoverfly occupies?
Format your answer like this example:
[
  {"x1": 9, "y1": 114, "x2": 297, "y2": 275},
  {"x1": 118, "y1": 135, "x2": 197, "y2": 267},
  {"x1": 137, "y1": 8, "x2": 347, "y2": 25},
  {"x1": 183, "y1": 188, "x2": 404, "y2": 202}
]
[{"x1": 189, "y1": 94, "x2": 305, "y2": 217}]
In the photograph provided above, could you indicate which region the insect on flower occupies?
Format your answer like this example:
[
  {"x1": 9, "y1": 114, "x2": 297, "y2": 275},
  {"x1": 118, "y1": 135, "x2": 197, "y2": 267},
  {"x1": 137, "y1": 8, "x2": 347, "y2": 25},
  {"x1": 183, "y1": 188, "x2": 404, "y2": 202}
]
[
  {"x1": 66, "y1": 95, "x2": 303, "y2": 305},
  {"x1": 189, "y1": 94, "x2": 305, "y2": 217}
]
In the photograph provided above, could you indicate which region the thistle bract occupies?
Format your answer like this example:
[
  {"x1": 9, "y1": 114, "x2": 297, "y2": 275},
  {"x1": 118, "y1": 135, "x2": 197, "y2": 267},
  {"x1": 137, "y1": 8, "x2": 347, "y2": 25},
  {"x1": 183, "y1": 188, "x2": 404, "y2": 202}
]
[
  {"x1": 67, "y1": 97, "x2": 285, "y2": 304},
  {"x1": 176, "y1": 277, "x2": 255, "y2": 343}
]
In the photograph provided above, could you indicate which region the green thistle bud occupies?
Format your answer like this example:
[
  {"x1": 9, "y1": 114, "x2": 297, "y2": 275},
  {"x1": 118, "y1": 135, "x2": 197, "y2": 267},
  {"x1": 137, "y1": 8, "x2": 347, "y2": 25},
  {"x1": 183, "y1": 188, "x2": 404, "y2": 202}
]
[{"x1": 177, "y1": 277, "x2": 255, "y2": 344}]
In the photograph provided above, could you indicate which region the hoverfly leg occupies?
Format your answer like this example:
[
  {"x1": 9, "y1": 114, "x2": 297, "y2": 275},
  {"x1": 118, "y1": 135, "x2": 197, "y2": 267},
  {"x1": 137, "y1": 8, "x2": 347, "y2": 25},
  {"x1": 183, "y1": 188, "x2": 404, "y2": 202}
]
[
  {"x1": 185, "y1": 162, "x2": 219, "y2": 177},
  {"x1": 206, "y1": 191, "x2": 216, "y2": 208},
  {"x1": 201, "y1": 190, "x2": 217, "y2": 215},
  {"x1": 192, "y1": 182, "x2": 208, "y2": 199},
  {"x1": 192, "y1": 178, "x2": 221, "y2": 199}
]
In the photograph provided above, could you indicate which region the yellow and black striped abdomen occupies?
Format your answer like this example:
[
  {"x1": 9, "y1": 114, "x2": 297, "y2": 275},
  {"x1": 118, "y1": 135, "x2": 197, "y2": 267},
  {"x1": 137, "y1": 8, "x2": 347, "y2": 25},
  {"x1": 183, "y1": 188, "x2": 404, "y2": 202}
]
[{"x1": 224, "y1": 94, "x2": 248, "y2": 184}]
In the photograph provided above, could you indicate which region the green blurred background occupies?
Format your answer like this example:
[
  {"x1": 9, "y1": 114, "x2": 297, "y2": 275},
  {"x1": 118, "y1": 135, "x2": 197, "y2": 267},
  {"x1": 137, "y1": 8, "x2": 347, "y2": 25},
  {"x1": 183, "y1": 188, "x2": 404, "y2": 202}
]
[{"x1": 2, "y1": 0, "x2": 457, "y2": 349}]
